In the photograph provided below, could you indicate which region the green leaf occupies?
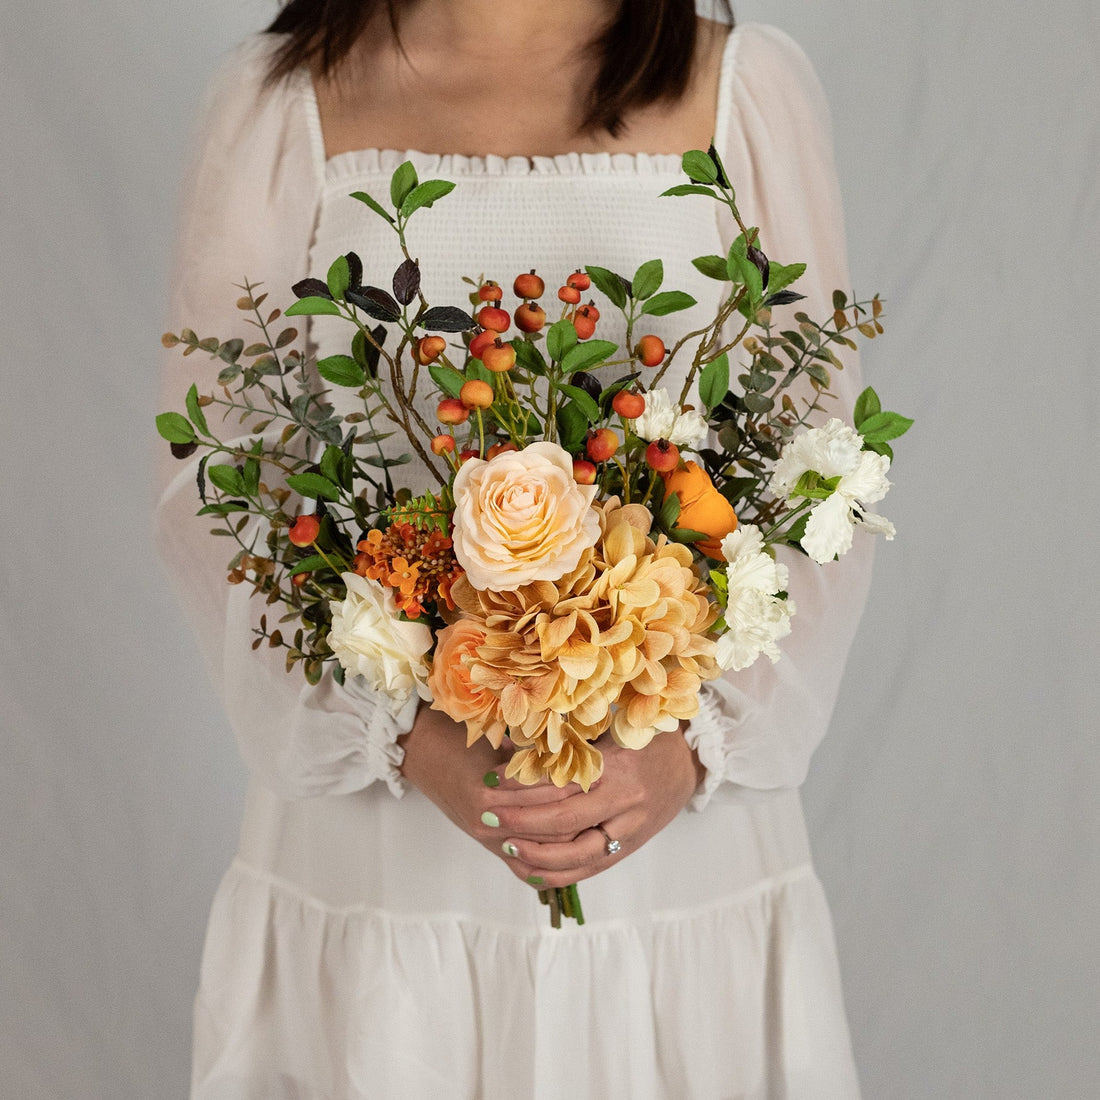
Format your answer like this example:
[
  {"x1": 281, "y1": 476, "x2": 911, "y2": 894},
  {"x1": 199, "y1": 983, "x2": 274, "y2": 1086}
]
[
  {"x1": 632, "y1": 259, "x2": 663, "y2": 301},
  {"x1": 428, "y1": 363, "x2": 464, "y2": 398},
  {"x1": 832, "y1": 289, "x2": 848, "y2": 311},
  {"x1": 207, "y1": 464, "x2": 246, "y2": 496},
  {"x1": 669, "y1": 526, "x2": 707, "y2": 545},
  {"x1": 289, "y1": 554, "x2": 330, "y2": 576},
  {"x1": 465, "y1": 359, "x2": 494, "y2": 386},
  {"x1": 766, "y1": 262, "x2": 806, "y2": 296},
  {"x1": 327, "y1": 255, "x2": 350, "y2": 300},
  {"x1": 555, "y1": 383, "x2": 600, "y2": 424},
  {"x1": 513, "y1": 339, "x2": 548, "y2": 376},
  {"x1": 561, "y1": 339, "x2": 618, "y2": 374},
  {"x1": 556, "y1": 402, "x2": 588, "y2": 452},
  {"x1": 286, "y1": 473, "x2": 342, "y2": 501},
  {"x1": 196, "y1": 501, "x2": 250, "y2": 517},
  {"x1": 242, "y1": 456, "x2": 260, "y2": 497},
  {"x1": 641, "y1": 291, "x2": 696, "y2": 316},
  {"x1": 350, "y1": 190, "x2": 395, "y2": 225},
  {"x1": 317, "y1": 354, "x2": 365, "y2": 388},
  {"x1": 546, "y1": 318, "x2": 578, "y2": 362},
  {"x1": 791, "y1": 471, "x2": 842, "y2": 500},
  {"x1": 698, "y1": 353, "x2": 730, "y2": 414},
  {"x1": 389, "y1": 161, "x2": 419, "y2": 209},
  {"x1": 320, "y1": 445, "x2": 344, "y2": 487},
  {"x1": 285, "y1": 296, "x2": 342, "y2": 317},
  {"x1": 585, "y1": 265, "x2": 627, "y2": 310},
  {"x1": 681, "y1": 149, "x2": 719, "y2": 184},
  {"x1": 853, "y1": 386, "x2": 882, "y2": 429},
  {"x1": 400, "y1": 179, "x2": 456, "y2": 219},
  {"x1": 858, "y1": 411, "x2": 914, "y2": 443},
  {"x1": 660, "y1": 183, "x2": 719, "y2": 199},
  {"x1": 691, "y1": 254, "x2": 730, "y2": 281},
  {"x1": 742, "y1": 391, "x2": 775, "y2": 414},
  {"x1": 728, "y1": 249, "x2": 763, "y2": 305},
  {"x1": 864, "y1": 439, "x2": 895, "y2": 462},
  {"x1": 156, "y1": 412, "x2": 195, "y2": 445},
  {"x1": 659, "y1": 490, "x2": 682, "y2": 529}
]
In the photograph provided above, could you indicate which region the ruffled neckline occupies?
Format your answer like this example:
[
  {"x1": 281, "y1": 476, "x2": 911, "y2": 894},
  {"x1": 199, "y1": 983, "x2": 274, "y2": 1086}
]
[{"x1": 323, "y1": 146, "x2": 687, "y2": 183}]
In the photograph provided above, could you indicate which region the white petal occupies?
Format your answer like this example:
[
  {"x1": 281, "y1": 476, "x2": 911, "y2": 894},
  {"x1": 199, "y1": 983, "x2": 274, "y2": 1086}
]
[{"x1": 801, "y1": 493, "x2": 855, "y2": 563}]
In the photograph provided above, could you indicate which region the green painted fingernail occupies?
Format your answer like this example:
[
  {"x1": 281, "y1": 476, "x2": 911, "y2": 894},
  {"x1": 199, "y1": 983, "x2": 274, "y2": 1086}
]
[
  {"x1": 481, "y1": 811, "x2": 500, "y2": 828},
  {"x1": 502, "y1": 841, "x2": 519, "y2": 858},
  {"x1": 483, "y1": 771, "x2": 500, "y2": 788},
  {"x1": 526, "y1": 875, "x2": 544, "y2": 885}
]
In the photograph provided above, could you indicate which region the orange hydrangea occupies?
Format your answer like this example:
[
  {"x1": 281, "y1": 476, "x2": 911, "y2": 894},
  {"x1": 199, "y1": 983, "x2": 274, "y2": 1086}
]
[{"x1": 437, "y1": 500, "x2": 720, "y2": 789}]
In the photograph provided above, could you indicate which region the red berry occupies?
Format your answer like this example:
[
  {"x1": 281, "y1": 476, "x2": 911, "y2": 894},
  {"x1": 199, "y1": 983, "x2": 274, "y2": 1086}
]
[
  {"x1": 291, "y1": 571, "x2": 310, "y2": 588},
  {"x1": 586, "y1": 428, "x2": 619, "y2": 463},
  {"x1": 460, "y1": 379, "x2": 494, "y2": 408},
  {"x1": 572, "y1": 459, "x2": 597, "y2": 485},
  {"x1": 566, "y1": 270, "x2": 591, "y2": 291},
  {"x1": 572, "y1": 310, "x2": 597, "y2": 340},
  {"x1": 557, "y1": 285, "x2": 582, "y2": 305},
  {"x1": 416, "y1": 335, "x2": 446, "y2": 364},
  {"x1": 515, "y1": 301, "x2": 546, "y2": 333},
  {"x1": 582, "y1": 300, "x2": 600, "y2": 322},
  {"x1": 481, "y1": 339, "x2": 517, "y2": 373},
  {"x1": 431, "y1": 433, "x2": 456, "y2": 455},
  {"x1": 459, "y1": 448, "x2": 481, "y2": 464},
  {"x1": 468, "y1": 329, "x2": 497, "y2": 360},
  {"x1": 645, "y1": 439, "x2": 680, "y2": 473},
  {"x1": 437, "y1": 397, "x2": 470, "y2": 425},
  {"x1": 612, "y1": 389, "x2": 646, "y2": 419},
  {"x1": 635, "y1": 334, "x2": 666, "y2": 367},
  {"x1": 476, "y1": 305, "x2": 511, "y2": 333},
  {"x1": 486, "y1": 440, "x2": 519, "y2": 460},
  {"x1": 513, "y1": 270, "x2": 545, "y2": 299},
  {"x1": 477, "y1": 281, "x2": 502, "y2": 302},
  {"x1": 288, "y1": 514, "x2": 320, "y2": 547}
]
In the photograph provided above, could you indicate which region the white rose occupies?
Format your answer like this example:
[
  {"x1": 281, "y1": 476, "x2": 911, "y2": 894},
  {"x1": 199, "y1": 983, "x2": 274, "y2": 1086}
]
[
  {"x1": 329, "y1": 573, "x2": 432, "y2": 712},
  {"x1": 770, "y1": 418, "x2": 893, "y2": 564},
  {"x1": 628, "y1": 387, "x2": 709, "y2": 448},
  {"x1": 451, "y1": 441, "x2": 601, "y2": 591}
]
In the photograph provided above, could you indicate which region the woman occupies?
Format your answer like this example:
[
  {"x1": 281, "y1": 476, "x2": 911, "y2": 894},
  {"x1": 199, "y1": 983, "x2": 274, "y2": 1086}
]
[{"x1": 157, "y1": 2, "x2": 872, "y2": 1095}]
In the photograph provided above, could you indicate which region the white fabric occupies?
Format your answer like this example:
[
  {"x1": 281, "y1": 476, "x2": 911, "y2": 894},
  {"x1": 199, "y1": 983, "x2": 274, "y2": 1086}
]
[{"x1": 156, "y1": 24, "x2": 867, "y2": 1099}]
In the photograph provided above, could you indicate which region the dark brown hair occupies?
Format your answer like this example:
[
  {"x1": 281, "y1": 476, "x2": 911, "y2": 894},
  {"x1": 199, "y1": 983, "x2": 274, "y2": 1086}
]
[{"x1": 266, "y1": 0, "x2": 733, "y2": 136}]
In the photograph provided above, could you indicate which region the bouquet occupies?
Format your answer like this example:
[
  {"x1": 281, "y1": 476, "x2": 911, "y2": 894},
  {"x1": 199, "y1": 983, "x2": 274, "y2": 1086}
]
[{"x1": 158, "y1": 146, "x2": 911, "y2": 926}]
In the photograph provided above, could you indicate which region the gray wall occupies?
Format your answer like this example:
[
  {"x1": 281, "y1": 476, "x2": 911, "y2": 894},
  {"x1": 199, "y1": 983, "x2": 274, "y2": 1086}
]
[{"x1": 2, "y1": 2, "x2": 1096, "y2": 1095}]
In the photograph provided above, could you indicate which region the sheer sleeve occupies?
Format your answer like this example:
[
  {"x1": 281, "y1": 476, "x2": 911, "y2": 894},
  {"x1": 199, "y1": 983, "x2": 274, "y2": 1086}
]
[
  {"x1": 684, "y1": 25, "x2": 876, "y2": 806},
  {"x1": 154, "y1": 36, "x2": 416, "y2": 800}
]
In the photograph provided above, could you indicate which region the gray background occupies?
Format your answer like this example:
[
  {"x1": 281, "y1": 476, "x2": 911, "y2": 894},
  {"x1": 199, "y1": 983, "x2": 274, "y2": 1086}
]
[{"x1": 2, "y1": 1, "x2": 1097, "y2": 1096}]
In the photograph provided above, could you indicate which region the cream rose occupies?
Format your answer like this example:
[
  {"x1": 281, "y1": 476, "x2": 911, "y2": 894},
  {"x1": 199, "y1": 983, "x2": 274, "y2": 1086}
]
[
  {"x1": 451, "y1": 441, "x2": 600, "y2": 591},
  {"x1": 329, "y1": 573, "x2": 432, "y2": 712}
]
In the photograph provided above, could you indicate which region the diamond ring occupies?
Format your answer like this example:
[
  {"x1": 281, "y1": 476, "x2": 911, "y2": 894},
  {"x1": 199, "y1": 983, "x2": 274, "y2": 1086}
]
[{"x1": 594, "y1": 823, "x2": 621, "y2": 855}]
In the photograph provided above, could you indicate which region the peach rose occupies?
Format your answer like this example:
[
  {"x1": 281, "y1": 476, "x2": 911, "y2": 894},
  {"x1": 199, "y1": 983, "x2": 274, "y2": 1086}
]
[
  {"x1": 451, "y1": 441, "x2": 600, "y2": 590},
  {"x1": 661, "y1": 460, "x2": 738, "y2": 559},
  {"x1": 428, "y1": 619, "x2": 507, "y2": 748}
]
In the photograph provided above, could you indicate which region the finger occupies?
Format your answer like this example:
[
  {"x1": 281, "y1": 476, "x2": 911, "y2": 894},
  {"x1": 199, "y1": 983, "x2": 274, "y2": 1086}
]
[
  {"x1": 480, "y1": 769, "x2": 582, "y2": 804},
  {"x1": 502, "y1": 819, "x2": 629, "y2": 883},
  {"x1": 494, "y1": 790, "x2": 615, "y2": 842}
]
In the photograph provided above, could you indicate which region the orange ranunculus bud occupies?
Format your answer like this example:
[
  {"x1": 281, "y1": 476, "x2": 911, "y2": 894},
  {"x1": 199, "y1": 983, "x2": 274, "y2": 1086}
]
[{"x1": 661, "y1": 461, "x2": 738, "y2": 559}]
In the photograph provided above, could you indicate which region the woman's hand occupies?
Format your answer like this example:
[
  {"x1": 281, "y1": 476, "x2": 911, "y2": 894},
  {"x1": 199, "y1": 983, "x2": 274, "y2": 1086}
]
[
  {"x1": 398, "y1": 706, "x2": 578, "y2": 861},
  {"x1": 489, "y1": 727, "x2": 705, "y2": 888}
]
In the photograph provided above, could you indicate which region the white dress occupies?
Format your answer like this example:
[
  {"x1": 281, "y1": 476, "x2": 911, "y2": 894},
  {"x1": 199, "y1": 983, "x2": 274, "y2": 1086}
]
[{"x1": 157, "y1": 23, "x2": 870, "y2": 1100}]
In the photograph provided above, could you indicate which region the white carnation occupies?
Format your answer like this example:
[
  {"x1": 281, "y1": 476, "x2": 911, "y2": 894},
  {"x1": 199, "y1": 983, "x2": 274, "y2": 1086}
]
[
  {"x1": 714, "y1": 525, "x2": 794, "y2": 671},
  {"x1": 329, "y1": 573, "x2": 432, "y2": 712},
  {"x1": 629, "y1": 388, "x2": 709, "y2": 448},
  {"x1": 771, "y1": 418, "x2": 893, "y2": 564}
]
